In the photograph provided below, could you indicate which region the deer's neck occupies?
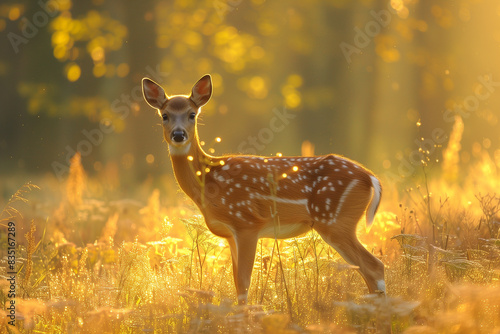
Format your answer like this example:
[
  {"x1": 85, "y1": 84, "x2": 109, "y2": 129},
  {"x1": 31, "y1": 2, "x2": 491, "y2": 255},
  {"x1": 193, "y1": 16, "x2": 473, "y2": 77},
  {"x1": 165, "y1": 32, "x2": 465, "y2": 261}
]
[{"x1": 169, "y1": 134, "x2": 212, "y2": 207}]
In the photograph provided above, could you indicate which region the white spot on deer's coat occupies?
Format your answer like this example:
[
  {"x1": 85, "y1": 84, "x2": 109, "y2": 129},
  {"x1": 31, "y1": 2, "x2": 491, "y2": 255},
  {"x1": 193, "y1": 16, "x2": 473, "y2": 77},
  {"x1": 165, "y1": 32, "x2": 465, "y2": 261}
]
[
  {"x1": 332, "y1": 179, "x2": 358, "y2": 223},
  {"x1": 256, "y1": 194, "x2": 308, "y2": 207},
  {"x1": 222, "y1": 165, "x2": 230, "y2": 171}
]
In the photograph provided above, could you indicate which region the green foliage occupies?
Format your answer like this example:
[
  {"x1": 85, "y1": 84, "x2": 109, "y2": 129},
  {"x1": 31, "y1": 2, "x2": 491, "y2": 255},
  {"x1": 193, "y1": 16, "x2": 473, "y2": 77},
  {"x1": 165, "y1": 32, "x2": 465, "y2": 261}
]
[{"x1": 4, "y1": 0, "x2": 500, "y2": 173}]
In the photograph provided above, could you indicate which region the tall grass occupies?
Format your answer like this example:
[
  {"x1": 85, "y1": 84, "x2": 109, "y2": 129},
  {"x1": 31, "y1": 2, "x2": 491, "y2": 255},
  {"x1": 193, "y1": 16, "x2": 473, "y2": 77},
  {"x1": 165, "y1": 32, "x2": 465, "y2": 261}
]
[{"x1": 1, "y1": 142, "x2": 500, "y2": 332}]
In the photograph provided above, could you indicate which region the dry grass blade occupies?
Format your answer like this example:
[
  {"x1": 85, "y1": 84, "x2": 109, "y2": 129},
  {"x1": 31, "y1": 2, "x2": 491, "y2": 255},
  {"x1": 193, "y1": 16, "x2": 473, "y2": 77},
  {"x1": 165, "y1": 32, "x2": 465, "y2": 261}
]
[
  {"x1": 391, "y1": 234, "x2": 426, "y2": 247},
  {"x1": 22, "y1": 221, "x2": 36, "y2": 297},
  {"x1": 442, "y1": 258, "x2": 483, "y2": 270},
  {"x1": 0, "y1": 182, "x2": 40, "y2": 225}
]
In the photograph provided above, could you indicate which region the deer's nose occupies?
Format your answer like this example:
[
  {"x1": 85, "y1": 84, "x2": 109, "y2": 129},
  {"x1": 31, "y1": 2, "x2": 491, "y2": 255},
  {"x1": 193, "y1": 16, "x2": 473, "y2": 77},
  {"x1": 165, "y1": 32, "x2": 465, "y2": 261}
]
[{"x1": 171, "y1": 130, "x2": 187, "y2": 143}]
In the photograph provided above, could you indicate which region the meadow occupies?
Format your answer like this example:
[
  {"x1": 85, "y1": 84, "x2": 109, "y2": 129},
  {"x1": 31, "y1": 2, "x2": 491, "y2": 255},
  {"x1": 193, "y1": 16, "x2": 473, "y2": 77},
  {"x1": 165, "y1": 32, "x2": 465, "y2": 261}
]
[
  {"x1": 2, "y1": 0, "x2": 500, "y2": 332},
  {"x1": 2, "y1": 132, "x2": 500, "y2": 334}
]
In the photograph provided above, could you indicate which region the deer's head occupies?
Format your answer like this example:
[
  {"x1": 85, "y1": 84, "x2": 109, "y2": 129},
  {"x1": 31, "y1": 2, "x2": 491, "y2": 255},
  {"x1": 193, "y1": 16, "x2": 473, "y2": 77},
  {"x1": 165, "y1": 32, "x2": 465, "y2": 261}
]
[{"x1": 142, "y1": 75, "x2": 212, "y2": 155}]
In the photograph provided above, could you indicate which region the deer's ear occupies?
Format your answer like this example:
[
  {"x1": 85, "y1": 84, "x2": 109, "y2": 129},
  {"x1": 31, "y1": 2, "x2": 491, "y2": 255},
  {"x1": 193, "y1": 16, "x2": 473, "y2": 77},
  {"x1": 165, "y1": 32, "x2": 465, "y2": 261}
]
[
  {"x1": 142, "y1": 78, "x2": 168, "y2": 109},
  {"x1": 190, "y1": 74, "x2": 212, "y2": 108}
]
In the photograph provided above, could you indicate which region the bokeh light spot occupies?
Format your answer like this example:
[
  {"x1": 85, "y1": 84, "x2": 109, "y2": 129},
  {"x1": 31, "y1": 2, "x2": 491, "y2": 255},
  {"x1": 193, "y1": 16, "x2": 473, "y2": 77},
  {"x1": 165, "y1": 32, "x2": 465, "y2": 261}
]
[{"x1": 66, "y1": 63, "x2": 81, "y2": 82}]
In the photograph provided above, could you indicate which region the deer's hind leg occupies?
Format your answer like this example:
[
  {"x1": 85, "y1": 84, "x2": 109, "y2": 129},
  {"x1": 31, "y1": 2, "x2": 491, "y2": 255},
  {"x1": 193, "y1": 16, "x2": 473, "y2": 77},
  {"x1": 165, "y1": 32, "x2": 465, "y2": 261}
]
[{"x1": 314, "y1": 219, "x2": 385, "y2": 294}]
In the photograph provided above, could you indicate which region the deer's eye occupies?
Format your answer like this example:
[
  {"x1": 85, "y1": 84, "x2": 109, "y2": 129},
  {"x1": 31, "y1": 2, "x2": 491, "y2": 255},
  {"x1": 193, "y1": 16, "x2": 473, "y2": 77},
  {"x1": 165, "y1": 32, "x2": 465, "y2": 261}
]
[
  {"x1": 189, "y1": 112, "x2": 196, "y2": 120},
  {"x1": 162, "y1": 114, "x2": 168, "y2": 121}
]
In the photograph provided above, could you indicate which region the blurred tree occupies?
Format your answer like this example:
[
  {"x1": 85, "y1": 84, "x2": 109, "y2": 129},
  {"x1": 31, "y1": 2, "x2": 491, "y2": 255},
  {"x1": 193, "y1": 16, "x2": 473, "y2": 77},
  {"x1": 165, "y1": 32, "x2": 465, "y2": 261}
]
[{"x1": 1, "y1": 0, "x2": 499, "y2": 185}]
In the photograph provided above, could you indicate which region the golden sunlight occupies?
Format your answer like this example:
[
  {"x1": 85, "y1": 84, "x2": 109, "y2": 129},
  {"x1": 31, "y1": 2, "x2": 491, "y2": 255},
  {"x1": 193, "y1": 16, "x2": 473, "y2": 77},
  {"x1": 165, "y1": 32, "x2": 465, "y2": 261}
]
[{"x1": 4, "y1": 0, "x2": 500, "y2": 332}]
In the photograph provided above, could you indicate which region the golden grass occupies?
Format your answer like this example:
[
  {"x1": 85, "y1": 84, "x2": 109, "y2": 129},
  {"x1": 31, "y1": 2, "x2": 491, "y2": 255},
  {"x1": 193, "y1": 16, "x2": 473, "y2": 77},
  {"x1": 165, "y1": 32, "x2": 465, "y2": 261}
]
[{"x1": 1, "y1": 148, "x2": 500, "y2": 333}]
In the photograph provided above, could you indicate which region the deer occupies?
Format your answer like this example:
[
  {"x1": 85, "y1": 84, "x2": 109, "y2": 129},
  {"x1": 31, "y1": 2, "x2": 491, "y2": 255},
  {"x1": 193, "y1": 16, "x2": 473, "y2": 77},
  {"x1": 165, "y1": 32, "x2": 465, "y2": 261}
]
[{"x1": 142, "y1": 74, "x2": 385, "y2": 304}]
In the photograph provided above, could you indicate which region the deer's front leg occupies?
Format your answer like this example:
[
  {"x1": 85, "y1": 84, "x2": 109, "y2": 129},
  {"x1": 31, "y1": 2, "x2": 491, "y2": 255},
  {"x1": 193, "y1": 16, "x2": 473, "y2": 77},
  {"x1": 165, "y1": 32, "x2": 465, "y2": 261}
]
[
  {"x1": 230, "y1": 231, "x2": 259, "y2": 305},
  {"x1": 226, "y1": 236, "x2": 240, "y2": 295}
]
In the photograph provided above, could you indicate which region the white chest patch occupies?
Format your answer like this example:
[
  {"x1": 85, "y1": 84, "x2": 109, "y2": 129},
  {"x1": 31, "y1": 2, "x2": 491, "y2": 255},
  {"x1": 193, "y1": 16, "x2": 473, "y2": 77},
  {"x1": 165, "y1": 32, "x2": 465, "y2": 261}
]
[{"x1": 169, "y1": 143, "x2": 191, "y2": 155}]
